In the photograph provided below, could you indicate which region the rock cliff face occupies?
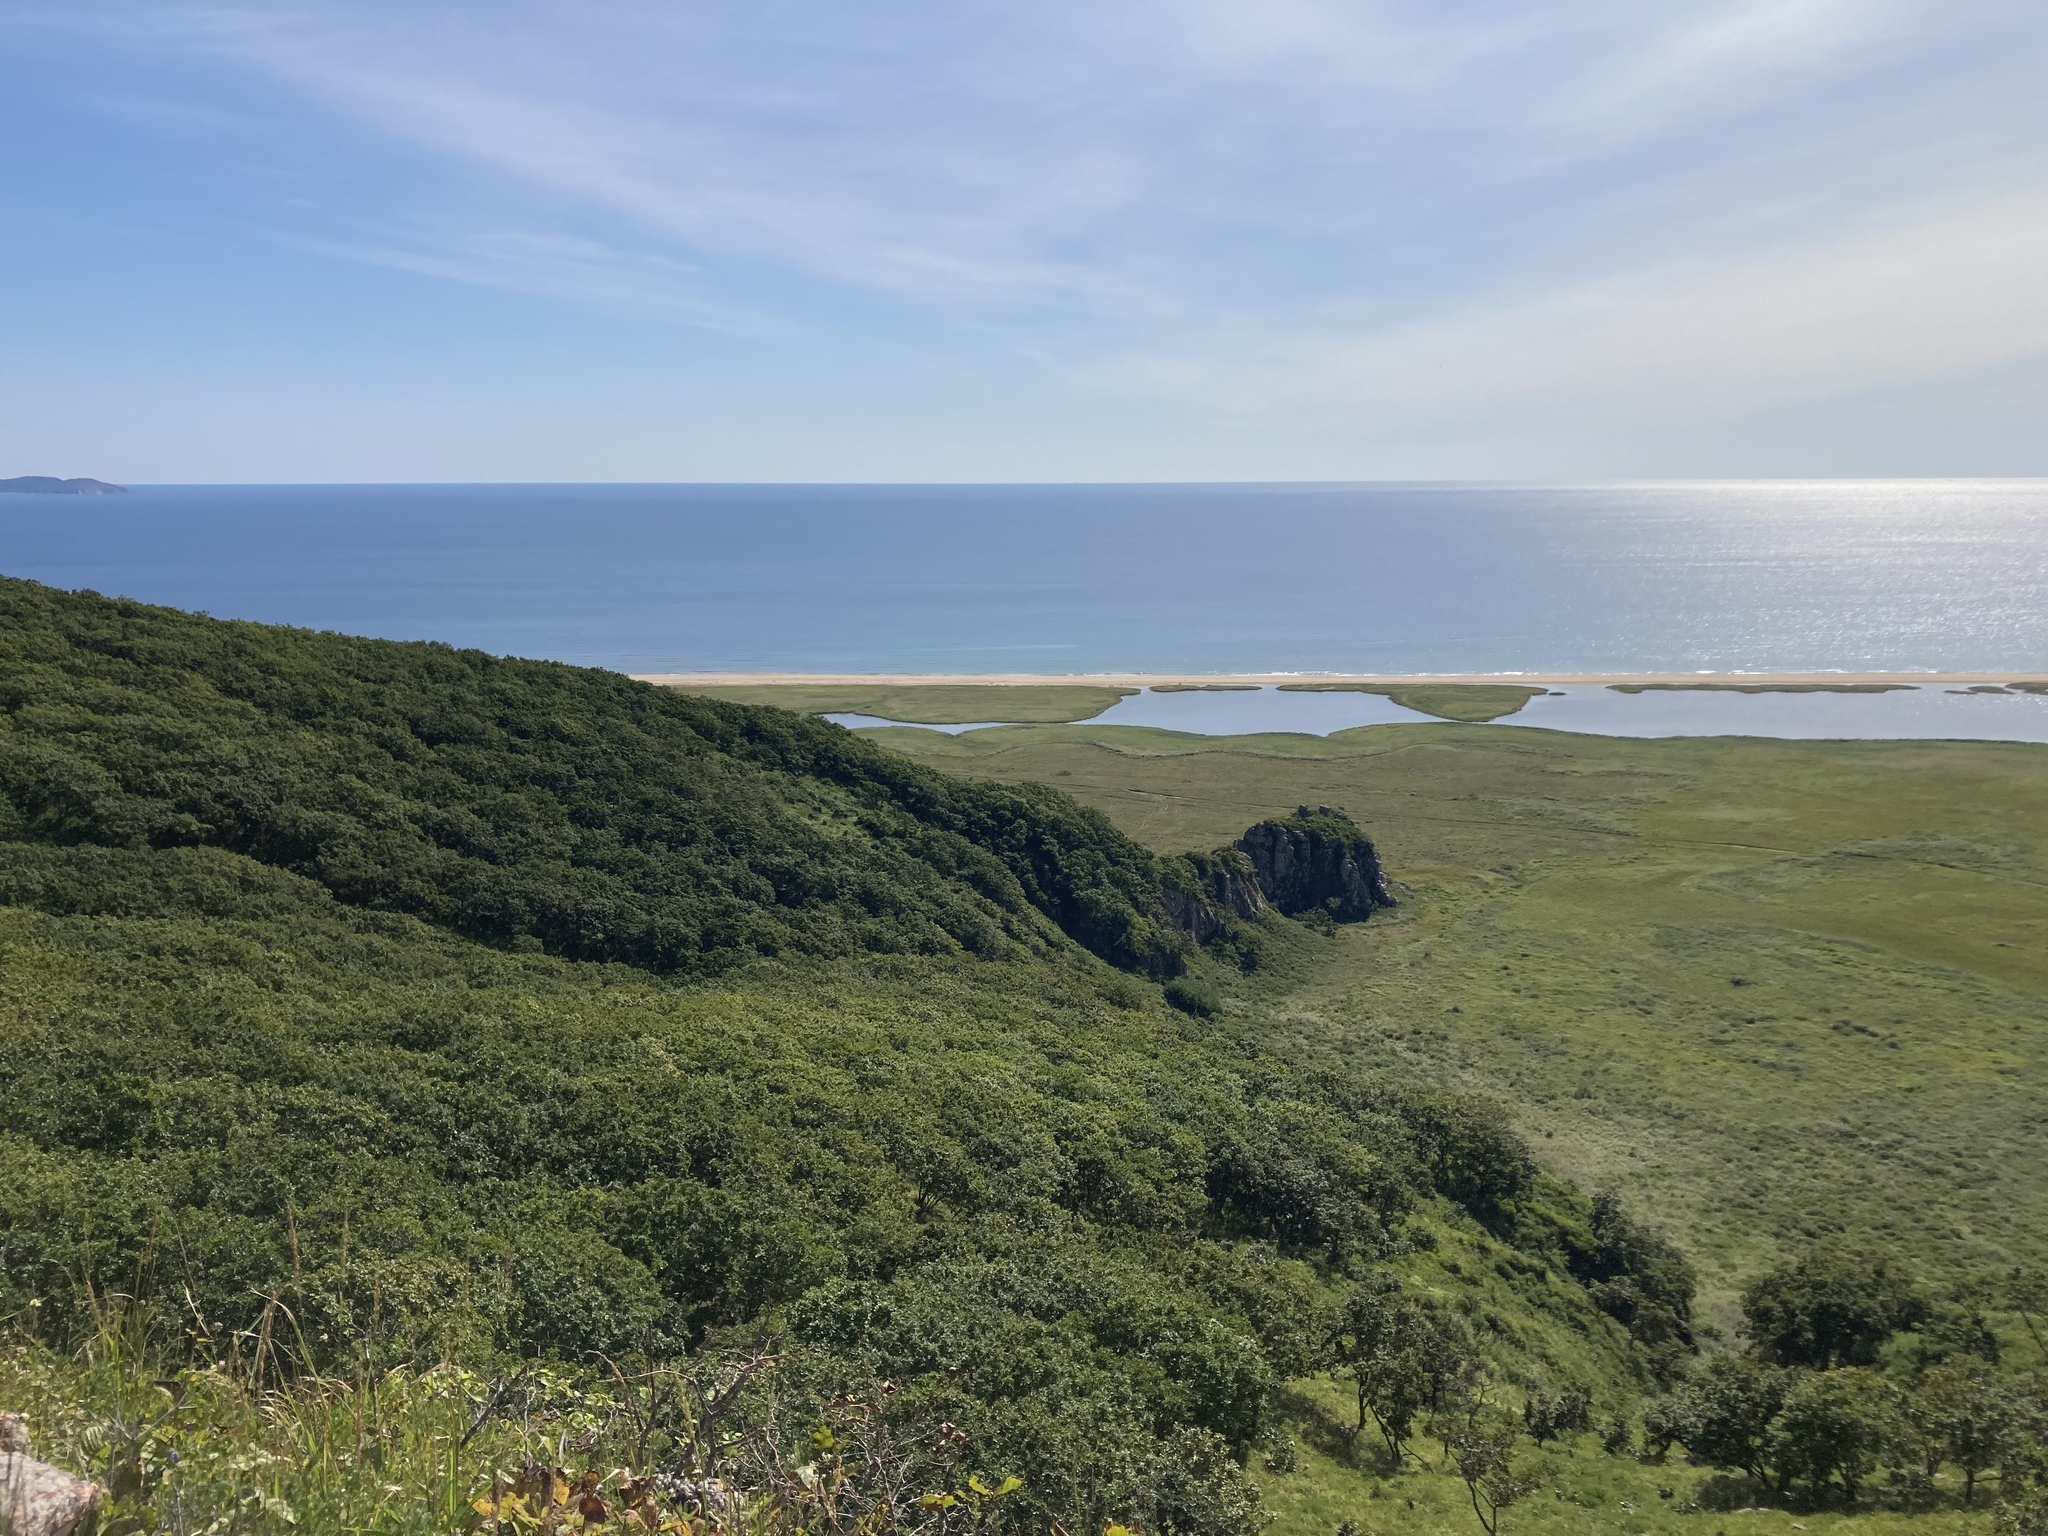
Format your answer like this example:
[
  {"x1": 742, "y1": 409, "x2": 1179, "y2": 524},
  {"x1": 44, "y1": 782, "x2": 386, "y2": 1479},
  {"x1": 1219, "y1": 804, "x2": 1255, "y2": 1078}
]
[
  {"x1": 1235, "y1": 806, "x2": 1393, "y2": 921},
  {"x1": 1162, "y1": 847, "x2": 1269, "y2": 943}
]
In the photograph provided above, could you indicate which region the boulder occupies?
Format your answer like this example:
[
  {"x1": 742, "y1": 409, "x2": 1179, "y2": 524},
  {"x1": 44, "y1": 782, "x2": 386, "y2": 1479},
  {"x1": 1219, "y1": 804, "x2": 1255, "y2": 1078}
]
[{"x1": 0, "y1": 1414, "x2": 106, "y2": 1536}]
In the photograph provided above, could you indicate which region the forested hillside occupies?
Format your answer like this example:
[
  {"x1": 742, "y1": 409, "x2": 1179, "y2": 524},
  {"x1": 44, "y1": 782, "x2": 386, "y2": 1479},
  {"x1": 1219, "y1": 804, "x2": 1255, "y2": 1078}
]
[{"x1": 0, "y1": 578, "x2": 1245, "y2": 979}]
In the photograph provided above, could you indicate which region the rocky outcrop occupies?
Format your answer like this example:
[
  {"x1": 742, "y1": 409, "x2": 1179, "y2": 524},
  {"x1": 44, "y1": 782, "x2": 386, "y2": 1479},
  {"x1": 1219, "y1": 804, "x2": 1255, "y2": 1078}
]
[
  {"x1": 1162, "y1": 848, "x2": 1269, "y2": 943},
  {"x1": 0, "y1": 1413, "x2": 104, "y2": 1536},
  {"x1": 1235, "y1": 806, "x2": 1392, "y2": 921},
  {"x1": 1151, "y1": 808, "x2": 1391, "y2": 958}
]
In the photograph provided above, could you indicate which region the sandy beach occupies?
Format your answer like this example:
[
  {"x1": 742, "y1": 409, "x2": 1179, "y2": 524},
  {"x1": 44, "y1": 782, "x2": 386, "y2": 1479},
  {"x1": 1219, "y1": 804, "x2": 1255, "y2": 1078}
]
[{"x1": 636, "y1": 670, "x2": 2048, "y2": 688}]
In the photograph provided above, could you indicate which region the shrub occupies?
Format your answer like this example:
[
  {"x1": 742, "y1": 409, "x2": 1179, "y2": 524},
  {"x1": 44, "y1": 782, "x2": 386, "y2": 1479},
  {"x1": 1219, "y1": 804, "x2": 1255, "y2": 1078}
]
[
  {"x1": 1766, "y1": 1368, "x2": 1900, "y2": 1501},
  {"x1": 1670, "y1": 1356, "x2": 1792, "y2": 1488},
  {"x1": 1141, "y1": 1427, "x2": 1268, "y2": 1536},
  {"x1": 1523, "y1": 1383, "x2": 1592, "y2": 1444}
]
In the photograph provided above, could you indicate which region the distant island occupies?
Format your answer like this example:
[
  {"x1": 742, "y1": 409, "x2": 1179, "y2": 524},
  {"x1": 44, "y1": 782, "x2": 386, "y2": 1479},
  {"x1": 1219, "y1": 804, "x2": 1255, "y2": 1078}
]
[{"x1": 0, "y1": 475, "x2": 127, "y2": 494}]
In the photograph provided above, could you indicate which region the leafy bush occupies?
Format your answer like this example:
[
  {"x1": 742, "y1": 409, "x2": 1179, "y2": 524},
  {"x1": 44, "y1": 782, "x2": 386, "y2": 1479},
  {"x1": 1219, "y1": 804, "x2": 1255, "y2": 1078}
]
[
  {"x1": 1522, "y1": 1382, "x2": 1592, "y2": 1444},
  {"x1": 1766, "y1": 1368, "x2": 1901, "y2": 1500},
  {"x1": 1667, "y1": 1356, "x2": 1792, "y2": 1488},
  {"x1": 1740, "y1": 1248, "x2": 1928, "y2": 1368}
]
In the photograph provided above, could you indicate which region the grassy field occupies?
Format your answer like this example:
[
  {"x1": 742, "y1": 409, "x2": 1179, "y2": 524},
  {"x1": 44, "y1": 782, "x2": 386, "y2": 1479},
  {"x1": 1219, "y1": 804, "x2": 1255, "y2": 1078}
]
[
  {"x1": 660, "y1": 682, "x2": 1132, "y2": 721},
  {"x1": 1278, "y1": 683, "x2": 1550, "y2": 722},
  {"x1": 874, "y1": 718, "x2": 2048, "y2": 1531},
  {"x1": 873, "y1": 722, "x2": 2048, "y2": 1321}
]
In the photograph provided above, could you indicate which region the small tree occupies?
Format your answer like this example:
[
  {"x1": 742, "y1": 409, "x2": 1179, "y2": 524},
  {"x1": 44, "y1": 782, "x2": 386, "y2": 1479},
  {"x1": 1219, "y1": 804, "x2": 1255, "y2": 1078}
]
[
  {"x1": 1766, "y1": 1368, "x2": 1900, "y2": 1503},
  {"x1": 1671, "y1": 1356, "x2": 1792, "y2": 1490},
  {"x1": 1434, "y1": 1401, "x2": 1533, "y2": 1536},
  {"x1": 1640, "y1": 1392, "x2": 1689, "y2": 1462},
  {"x1": 1522, "y1": 1384, "x2": 1591, "y2": 1445},
  {"x1": 1327, "y1": 1276, "x2": 1466, "y2": 1464},
  {"x1": 1909, "y1": 1365, "x2": 2031, "y2": 1505}
]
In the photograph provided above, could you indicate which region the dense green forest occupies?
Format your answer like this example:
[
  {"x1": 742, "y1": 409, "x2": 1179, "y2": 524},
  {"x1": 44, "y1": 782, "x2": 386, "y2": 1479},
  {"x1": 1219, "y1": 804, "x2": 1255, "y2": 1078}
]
[{"x1": 3, "y1": 580, "x2": 2046, "y2": 1536}]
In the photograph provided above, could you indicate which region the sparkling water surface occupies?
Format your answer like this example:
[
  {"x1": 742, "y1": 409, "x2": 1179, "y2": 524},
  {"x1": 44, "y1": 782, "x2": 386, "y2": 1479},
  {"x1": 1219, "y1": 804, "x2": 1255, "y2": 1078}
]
[
  {"x1": 5, "y1": 481, "x2": 2046, "y2": 738},
  {"x1": 4, "y1": 480, "x2": 2045, "y2": 675}
]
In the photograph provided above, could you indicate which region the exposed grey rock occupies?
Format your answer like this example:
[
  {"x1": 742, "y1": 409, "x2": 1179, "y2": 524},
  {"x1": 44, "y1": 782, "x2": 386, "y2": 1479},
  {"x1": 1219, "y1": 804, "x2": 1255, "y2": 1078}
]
[
  {"x1": 1235, "y1": 806, "x2": 1392, "y2": 921},
  {"x1": 1163, "y1": 847, "x2": 1268, "y2": 943}
]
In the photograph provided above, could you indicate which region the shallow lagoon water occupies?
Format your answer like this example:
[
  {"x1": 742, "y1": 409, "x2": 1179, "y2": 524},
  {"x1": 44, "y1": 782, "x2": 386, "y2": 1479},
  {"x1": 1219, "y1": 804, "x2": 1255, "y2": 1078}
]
[
  {"x1": 828, "y1": 683, "x2": 2048, "y2": 742},
  {"x1": 1510, "y1": 684, "x2": 2048, "y2": 741}
]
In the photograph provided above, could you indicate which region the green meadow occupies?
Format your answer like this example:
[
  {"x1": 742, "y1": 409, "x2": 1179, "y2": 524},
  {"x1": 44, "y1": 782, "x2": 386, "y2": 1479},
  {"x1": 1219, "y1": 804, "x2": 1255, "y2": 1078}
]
[
  {"x1": 869, "y1": 719, "x2": 2048, "y2": 1532},
  {"x1": 874, "y1": 722, "x2": 2048, "y2": 1317},
  {"x1": 1277, "y1": 683, "x2": 1550, "y2": 722}
]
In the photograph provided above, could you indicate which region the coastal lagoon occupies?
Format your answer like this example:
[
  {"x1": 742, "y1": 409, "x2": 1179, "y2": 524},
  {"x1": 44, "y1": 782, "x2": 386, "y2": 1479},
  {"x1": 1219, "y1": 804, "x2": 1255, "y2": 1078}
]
[
  {"x1": 827, "y1": 681, "x2": 2048, "y2": 742},
  {"x1": 5, "y1": 480, "x2": 2046, "y2": 676}
]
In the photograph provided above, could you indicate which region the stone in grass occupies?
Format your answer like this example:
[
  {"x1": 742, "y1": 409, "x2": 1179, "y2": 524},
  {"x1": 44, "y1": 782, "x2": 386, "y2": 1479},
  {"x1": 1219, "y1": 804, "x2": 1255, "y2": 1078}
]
[{"x1": 0, "y1": 1412, "x2": 106, "y2": 1536}]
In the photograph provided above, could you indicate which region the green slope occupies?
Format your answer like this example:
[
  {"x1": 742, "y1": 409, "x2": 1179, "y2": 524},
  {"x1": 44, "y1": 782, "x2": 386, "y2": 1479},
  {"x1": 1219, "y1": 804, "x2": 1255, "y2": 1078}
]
[
  {"x1": 871, "y1": 722, "x2": 2048, "y2": 1312},
  {"x1": 0, "y1": 584, "x2": 1699, "y2": 1536},
  {"x1": 10, "y1": 590, "x2": 2043, "y2": 1536},
  {"x1": 0, "y1": 579, "x2": 1219, "y2": 978}
]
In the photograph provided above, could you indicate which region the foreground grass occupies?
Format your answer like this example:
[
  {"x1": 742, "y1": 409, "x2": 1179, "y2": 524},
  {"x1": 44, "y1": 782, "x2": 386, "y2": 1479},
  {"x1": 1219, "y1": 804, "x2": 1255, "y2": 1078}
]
[
  {"x1": 2, "y1": 1335, "x2": 500, "y2": 1536},
  {"x1": 0, "y1": 1324, "x2": 1000, "y2": 1536},
  {"x1": 657, "y1": 683, "x2": 1133, "y2": 722},
  {"x1": 871, "y1": 722, "x2": 2048, "y2": 1329},
  {"x1": 1254, "y1": 1412, "x2": 1991, "y2": 1536}
]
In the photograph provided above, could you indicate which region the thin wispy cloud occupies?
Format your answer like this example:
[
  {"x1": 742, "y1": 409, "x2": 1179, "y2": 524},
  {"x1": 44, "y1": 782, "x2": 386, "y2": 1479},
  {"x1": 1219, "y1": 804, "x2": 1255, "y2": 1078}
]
[
  {"x1": 1087, "y1": 189, "x2": 2048, "y2": 445},
  {"x1": 4, "y1": 0, "x2": 2045, "y2": 476},
  {"x1": 284, "y1": 226, "x2": 792, "y2": 338}
]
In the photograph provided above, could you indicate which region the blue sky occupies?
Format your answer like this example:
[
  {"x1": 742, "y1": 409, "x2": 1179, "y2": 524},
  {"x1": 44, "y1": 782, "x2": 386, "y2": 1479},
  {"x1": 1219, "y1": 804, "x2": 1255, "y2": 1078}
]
[{"x1": 4, "y1": 0, "x2": 2046, "y2": 481}]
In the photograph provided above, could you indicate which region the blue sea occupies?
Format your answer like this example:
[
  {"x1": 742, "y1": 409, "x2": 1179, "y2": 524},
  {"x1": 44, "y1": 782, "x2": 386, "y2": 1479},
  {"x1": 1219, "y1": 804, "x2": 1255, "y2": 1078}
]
[{"x1": 5, "y1": 480, "x2": 2047, "y2": 739}]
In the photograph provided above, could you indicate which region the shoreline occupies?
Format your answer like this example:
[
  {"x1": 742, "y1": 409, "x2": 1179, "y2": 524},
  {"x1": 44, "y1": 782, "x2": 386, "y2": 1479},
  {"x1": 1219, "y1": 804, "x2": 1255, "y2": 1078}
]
[{"x1": 636, "y1": 670, "x2": 2048, "y2": 688}]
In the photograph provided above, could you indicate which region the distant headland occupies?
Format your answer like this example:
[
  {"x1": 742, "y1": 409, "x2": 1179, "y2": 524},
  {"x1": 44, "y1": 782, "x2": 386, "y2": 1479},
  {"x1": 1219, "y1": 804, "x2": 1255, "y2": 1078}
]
[{"x1": 0, "y1": 476, "x2": 128, "y2": 495}]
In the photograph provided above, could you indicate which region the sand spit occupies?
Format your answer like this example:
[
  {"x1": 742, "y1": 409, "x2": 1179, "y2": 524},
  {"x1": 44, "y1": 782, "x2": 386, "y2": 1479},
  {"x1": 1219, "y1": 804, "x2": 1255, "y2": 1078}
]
[{"x1": 636, "y1": 670, "x2": 2048, "y2": 689}]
